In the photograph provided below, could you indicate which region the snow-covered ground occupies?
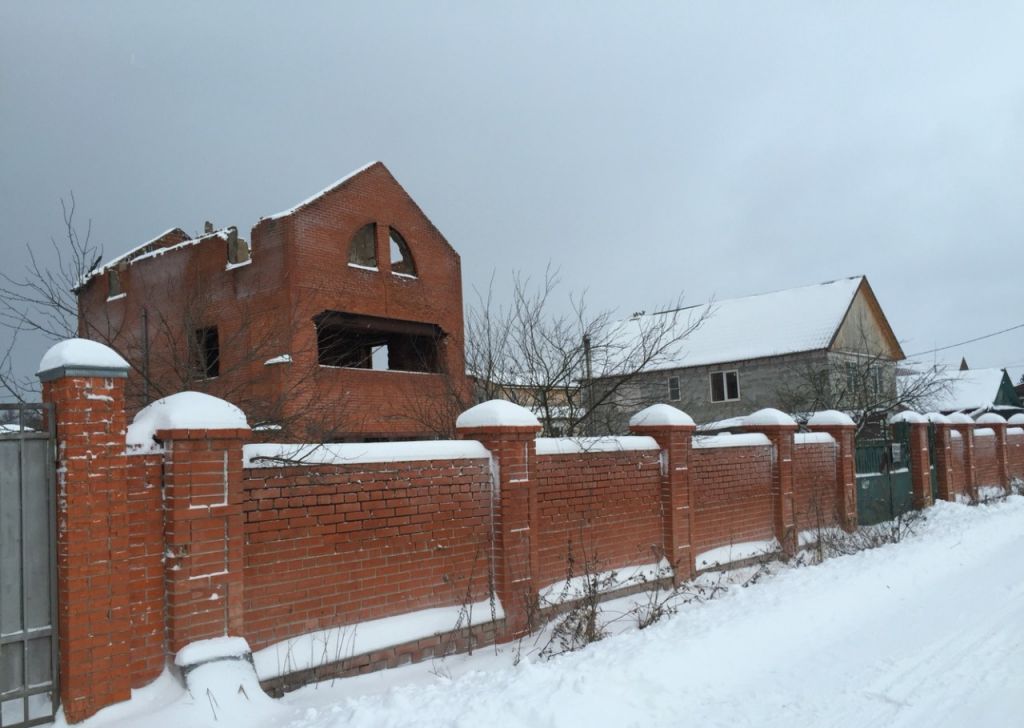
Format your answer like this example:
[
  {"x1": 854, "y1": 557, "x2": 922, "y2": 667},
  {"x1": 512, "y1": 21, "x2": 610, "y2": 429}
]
[{"x1": 59, "y1": 497, "x2": 1024, "y2": 728}]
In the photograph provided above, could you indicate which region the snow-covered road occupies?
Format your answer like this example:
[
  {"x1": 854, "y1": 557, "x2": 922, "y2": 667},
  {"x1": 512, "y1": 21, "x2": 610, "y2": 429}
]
[{"x1": 69, "y1": 497, "x2": 1024, "y2": 728}]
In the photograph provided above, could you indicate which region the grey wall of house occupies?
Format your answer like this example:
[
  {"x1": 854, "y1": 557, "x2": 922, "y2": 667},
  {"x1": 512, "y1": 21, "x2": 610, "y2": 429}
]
[{"x1": 593, "y1": 349, "x2": 898, "y2": 431}]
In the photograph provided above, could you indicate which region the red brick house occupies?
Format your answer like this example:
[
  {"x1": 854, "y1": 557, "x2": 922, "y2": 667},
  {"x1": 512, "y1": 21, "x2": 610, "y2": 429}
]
[{"x1": 76, "y1": 162, "x2": 470, "y2": 441}]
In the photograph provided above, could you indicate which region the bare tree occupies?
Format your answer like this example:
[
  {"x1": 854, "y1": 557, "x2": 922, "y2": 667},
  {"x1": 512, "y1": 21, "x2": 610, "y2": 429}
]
[{"x1": 463, "y1": 268, "x2": 708, "y2": 437}]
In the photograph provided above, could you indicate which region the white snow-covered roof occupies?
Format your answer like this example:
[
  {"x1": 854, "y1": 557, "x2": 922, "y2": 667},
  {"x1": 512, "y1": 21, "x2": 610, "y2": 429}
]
[
  {"x1": 929, "y1": 368, "x2": 1010, "y2": 412},
  {"x1": 263, "y1": 161, "x2": 379, "y2": 221},
  {"x1": 615, "y1": 277, "x2": 866, "y2": 372}
]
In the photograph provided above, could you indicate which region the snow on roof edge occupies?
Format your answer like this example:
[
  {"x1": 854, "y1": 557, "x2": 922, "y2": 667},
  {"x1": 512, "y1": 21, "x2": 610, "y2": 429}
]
[{"x1": 263, "y1": 161, "x2": 379, "y2": 221}]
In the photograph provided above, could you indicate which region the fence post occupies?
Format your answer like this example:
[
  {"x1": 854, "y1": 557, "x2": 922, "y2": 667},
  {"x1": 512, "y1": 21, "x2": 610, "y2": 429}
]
[
  {"x1": 890, "y1": 411, "x2": 932, "y2": 510},
  {"x1": 154, "y1": 393, "x2": 250, "y2": 653},
  {"x1": 1009, "y1": 414, "x2": 1024, "y2": 483},
  {"x1": 806, "y1": 410, "x2": 858, "y2": 532},
  {"x1": 947, "y1": 413, "x2": 977, "y2": 500},
  {"x1": 976, "y1": 413, "x2": 1009, "y2": 492},
  {"x1": 926, "y1": 413, "x2": 955, "y2": 502},
  {"x1": 744, "y1": 409, "x2": 798, "y2": 556},
  {"x1": 629, "y1": 404, "x2": 696, "y2": 580},
  {"x1": 37, "y1": 339, "x2": 132, "y2": 723},
  {"x1": 456, "y1": 400, "x2": 542, "y2": 640}
]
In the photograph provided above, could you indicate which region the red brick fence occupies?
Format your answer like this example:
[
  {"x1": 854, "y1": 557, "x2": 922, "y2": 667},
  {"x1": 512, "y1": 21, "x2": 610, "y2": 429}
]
[{"x1": 36, "y1": 341, "x2": 1024, "y2": 722}]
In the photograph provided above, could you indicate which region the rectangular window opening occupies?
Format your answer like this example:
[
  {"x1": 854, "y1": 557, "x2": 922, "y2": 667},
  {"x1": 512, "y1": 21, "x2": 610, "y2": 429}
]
[
  {"x1": 710, "y1": 370, "x2": 739, "y2": 403},
  {"x1": 193, "y1": 326, "x2": 220, "y2": 378},
  {"x1": 315, "y1": 312, "x2": 442, "y2": 374},
  {"x1": 668, "y1": 376, "x2": 680, "y2": 402}
]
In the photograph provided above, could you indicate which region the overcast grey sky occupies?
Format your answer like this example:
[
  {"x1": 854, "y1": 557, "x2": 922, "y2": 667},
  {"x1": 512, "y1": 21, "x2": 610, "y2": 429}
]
[{"x1": 2, "y1": 1, "x2": 1022, "y2": 390}]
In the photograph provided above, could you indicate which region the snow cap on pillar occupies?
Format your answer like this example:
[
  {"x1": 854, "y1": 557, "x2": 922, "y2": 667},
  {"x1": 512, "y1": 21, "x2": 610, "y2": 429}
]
[
  {"x1": 629, "y1": 403, "x2": 695, "y2": 428},
  {"x1": 36, "y1": 337, "x2": 130, "y2": 382},
  {"x1": 127, "y1": 391, "x2": 249, "y2": 451},
  {"x1": 946, "y1": 412, "x2": 974, "y2": 425},
  {"x1": 924, "y1": 412, "x2": 951, "y2": 425},
  {"x1": 1008, "y1": 413, "x2": 1024, "y2": 426},
  {"x1": 806, "y1": 410, "x2": 855, "y2": 427},
  {"x1": 744, "y1": 408, "x2": 797, "y2": 427},
  {"x1": 456, "y1": 399, "x2": 541, "y2": 429},
  {"x1": 975, "y1": 412, "x2": 1007, "y2": 425},
  {"x1": 889, "y1": 410, "x2": 927, "y2": 425}
]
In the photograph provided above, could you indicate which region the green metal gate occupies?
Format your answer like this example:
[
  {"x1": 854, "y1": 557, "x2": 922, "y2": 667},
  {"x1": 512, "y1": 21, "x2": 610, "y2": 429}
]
[
  {"x1": 855, "y1": 422, "x2": 914, "y2": 526},
  {"x1": 0, "y1": 404, "x2": 58, "y2": 728}
]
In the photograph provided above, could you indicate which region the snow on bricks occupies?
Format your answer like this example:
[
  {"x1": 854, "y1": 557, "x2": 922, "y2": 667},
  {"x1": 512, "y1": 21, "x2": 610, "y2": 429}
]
[{"x1": 43, "y1": 356, "x2": 1015, "y2": 724}]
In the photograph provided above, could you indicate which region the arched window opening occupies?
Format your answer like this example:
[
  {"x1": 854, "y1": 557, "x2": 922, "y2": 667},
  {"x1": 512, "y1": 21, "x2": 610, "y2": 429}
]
[
  {"x1": 388, "y1": 228, "x2": 416, "y2": 277},
  {"x1": 348, "y1": 223, "x2": 377, "y2": 269}
]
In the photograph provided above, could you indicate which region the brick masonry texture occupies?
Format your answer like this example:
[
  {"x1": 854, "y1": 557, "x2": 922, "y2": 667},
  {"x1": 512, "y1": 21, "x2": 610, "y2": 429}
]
[
  {"x1": 46, "y1": 365, "x2": 1019, "y2": 723},
  {"x1": 974, "y1": 434, "x2": 999, "y2": 486}
]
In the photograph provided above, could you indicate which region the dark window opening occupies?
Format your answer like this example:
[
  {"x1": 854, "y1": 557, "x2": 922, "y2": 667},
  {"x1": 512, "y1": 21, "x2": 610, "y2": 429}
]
[
  {"x1": 349, "y1": 223, "x2": 377, "y2": 268},
  {"x1": 668, "y1": 376, "x2": 680, "y2": 401},
  {"x1": 314, "y1": 311, "x2": 442, "y2": 373},
  {"x1": 193, "y1": 326, "x2": 220, "y2": 378},
  {"x1": 710, "y1": 370, "x2": 739, "y2": 403},
  {"x1": 108, "y1": 270, "x2": 123, "y2": 298},
  {"x1": 388, "y1": 227, "x2": 416, "y2": 276}
]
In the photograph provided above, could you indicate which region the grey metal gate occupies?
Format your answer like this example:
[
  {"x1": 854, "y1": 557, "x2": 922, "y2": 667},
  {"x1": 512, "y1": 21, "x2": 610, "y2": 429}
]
[{"x1": 0, "y1": 404, "x2": 58, "y2": 728}]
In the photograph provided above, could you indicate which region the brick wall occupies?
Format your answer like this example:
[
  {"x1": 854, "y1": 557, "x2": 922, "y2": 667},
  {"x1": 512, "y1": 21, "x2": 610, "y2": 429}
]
[
  {"x1": 1008, "y1": 431, "x2": 1024, "y2": 481},
  {"x1": 125, "y1": 453, "x2": 164, "y2": 687},
  {"x1": 241, "y1": 457, "x2": 493, "y2": 651},
  {"x1": 690, "y1": 444, "x2": 775, "y2": 558},
  {"x1": 534, "y1": 448, "x2": 663, "y2": 589},
  {"x1": 793, "y1": 439, "x2": 840, "y2": 532},
  {"x1": 973, "y1": 432, "x2": 999, "y2": 487}
]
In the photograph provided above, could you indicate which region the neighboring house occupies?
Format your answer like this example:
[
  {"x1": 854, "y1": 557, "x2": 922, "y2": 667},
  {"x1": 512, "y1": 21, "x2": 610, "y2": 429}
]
[
  {"x1": 593, "y1": 276, "x2": 905, "y2": 428},
  {"x1": 471, "y1": 376, "x2": 581, "y2": 436},
  {"x1": 927, "y1": 367, "x2": 1023, "y2": 417},
  {"x1": 76, "y1": 161, "x2": 470, "y2": 441}
]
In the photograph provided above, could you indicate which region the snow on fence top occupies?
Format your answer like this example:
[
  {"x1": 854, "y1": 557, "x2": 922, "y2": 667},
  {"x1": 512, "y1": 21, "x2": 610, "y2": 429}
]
[
  {"x1": 889, "y1": 410, "x2": 926, "y2": 425},
  {"x1": 127, "y1": 392, "x2": 249, "y2": 451},
  {"x1": 174, "y1": 637, "x2": 251, "y2": 668},
  {"x1": 794, "y1": 432, "x2": 835, "y2": 445},
  {"x1": 629, "y1": 404, "x2": 695, "y2": 428},
  {"x1": 806, "y1": 410, "x2": 855, "y2": 427},
  {"x1": 37, "y1": 338, "x2": 129, "y2": 375},
  {"x1": 536, "y1": 436, "x2": 659, "y2": 456},
  {"x1": 974, "y1": 428, "x2": 995, "y2": 438},
  {"x1": 1008, "y1": 427, "x2": 1024, "y2": 436},
  {"x1": 244, "y1": 440, "x2": 490, "y2": 468},
  {"x1": 456, "y1": 400, "x2": 541, "y2": 429},
  {"x1": 925, "y1": 412, "x2": 951, "y2": 424},
  {"x1": 744, "y1": 408, "x2": 797, "y2": 427},
  {"x1": 693, "y1": 433, "x2": 772, "y2": 449},
  {"x1": 975, "y1": 412, "x2": 1007, "y2": 425}
]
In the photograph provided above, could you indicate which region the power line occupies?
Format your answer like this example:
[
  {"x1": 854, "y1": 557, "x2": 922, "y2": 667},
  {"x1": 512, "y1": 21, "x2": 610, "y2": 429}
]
[{"x1": 907, "y1": 322, "x2": 1024, "y2": 358}]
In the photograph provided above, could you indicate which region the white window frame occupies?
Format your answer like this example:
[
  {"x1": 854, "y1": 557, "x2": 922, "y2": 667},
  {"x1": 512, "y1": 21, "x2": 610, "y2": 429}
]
[{"x1": 709, "y1": 369, "x2": 740, "y2": 403}]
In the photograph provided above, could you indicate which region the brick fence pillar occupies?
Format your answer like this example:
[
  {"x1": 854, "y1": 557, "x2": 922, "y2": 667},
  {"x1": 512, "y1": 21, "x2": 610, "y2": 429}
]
[
  {"x1": 38, "y1": 339, "x2": 131, "y2": 723},
  {"x1": 744, "y1": 409, "x2": 798, "y2": 556},
  {"x1": 629, "y1": 404, "x2": 696, "y2": 580},
  {"x1": 926, "y1": 414, "x2": 955, "y2": 502},
  {"x1": 891, "y1": 411, "x2": 932, "y2": 510},
  {"x1": 155, "y1": 397, "x2": 250, "y2": 653},
  {"x1": 806, "y1": 410, "x2": 858, "y2": 532},
  {"x1": 976, "y1": 413, "x2": 1010, "y2": 492},
  {"x1": 456, "y1": 400, "x2": 541, "y2": 640},
  {"x1": 948, "y1": 413, "x2": 977, "y2": 500}
]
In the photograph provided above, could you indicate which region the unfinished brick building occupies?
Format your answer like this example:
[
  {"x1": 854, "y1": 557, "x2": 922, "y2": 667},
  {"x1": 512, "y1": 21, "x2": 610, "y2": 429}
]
[{"x1": 76, "y1": 162, "x2": 470, "y2": 441}]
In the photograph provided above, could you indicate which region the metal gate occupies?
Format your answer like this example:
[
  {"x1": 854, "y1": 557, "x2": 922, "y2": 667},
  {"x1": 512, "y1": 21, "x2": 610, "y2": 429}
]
[
  {"x1": 855, "y1": 422, "x2": 914, "y2": 526},
  {"x1": 0, "y1": 404, "x2": 58, "y2": 728}
]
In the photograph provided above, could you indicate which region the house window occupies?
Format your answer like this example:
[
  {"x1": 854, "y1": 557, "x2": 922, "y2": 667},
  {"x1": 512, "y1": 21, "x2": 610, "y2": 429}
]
[
  {"x1": 314, "y1": 311, "x2": 442, "y2": 373},
  {"x1": 108, "y1": 270, "x2": 123, "y2": 298},
  {"x1": 709, "y1": 370, "x2": 739, "y2": 402},
  {"x1": 193, "y1": 327, "x2": 220, "y2": 379},
  {"x1": 668, "y1": 376, "x2": 680, "y2": 401},
  {"x1": 388, "y1": 227, "x2": 416, "y2": 277},
  {"x1": 348, "y1": 223, "x2": 377, "y2": 268}
]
